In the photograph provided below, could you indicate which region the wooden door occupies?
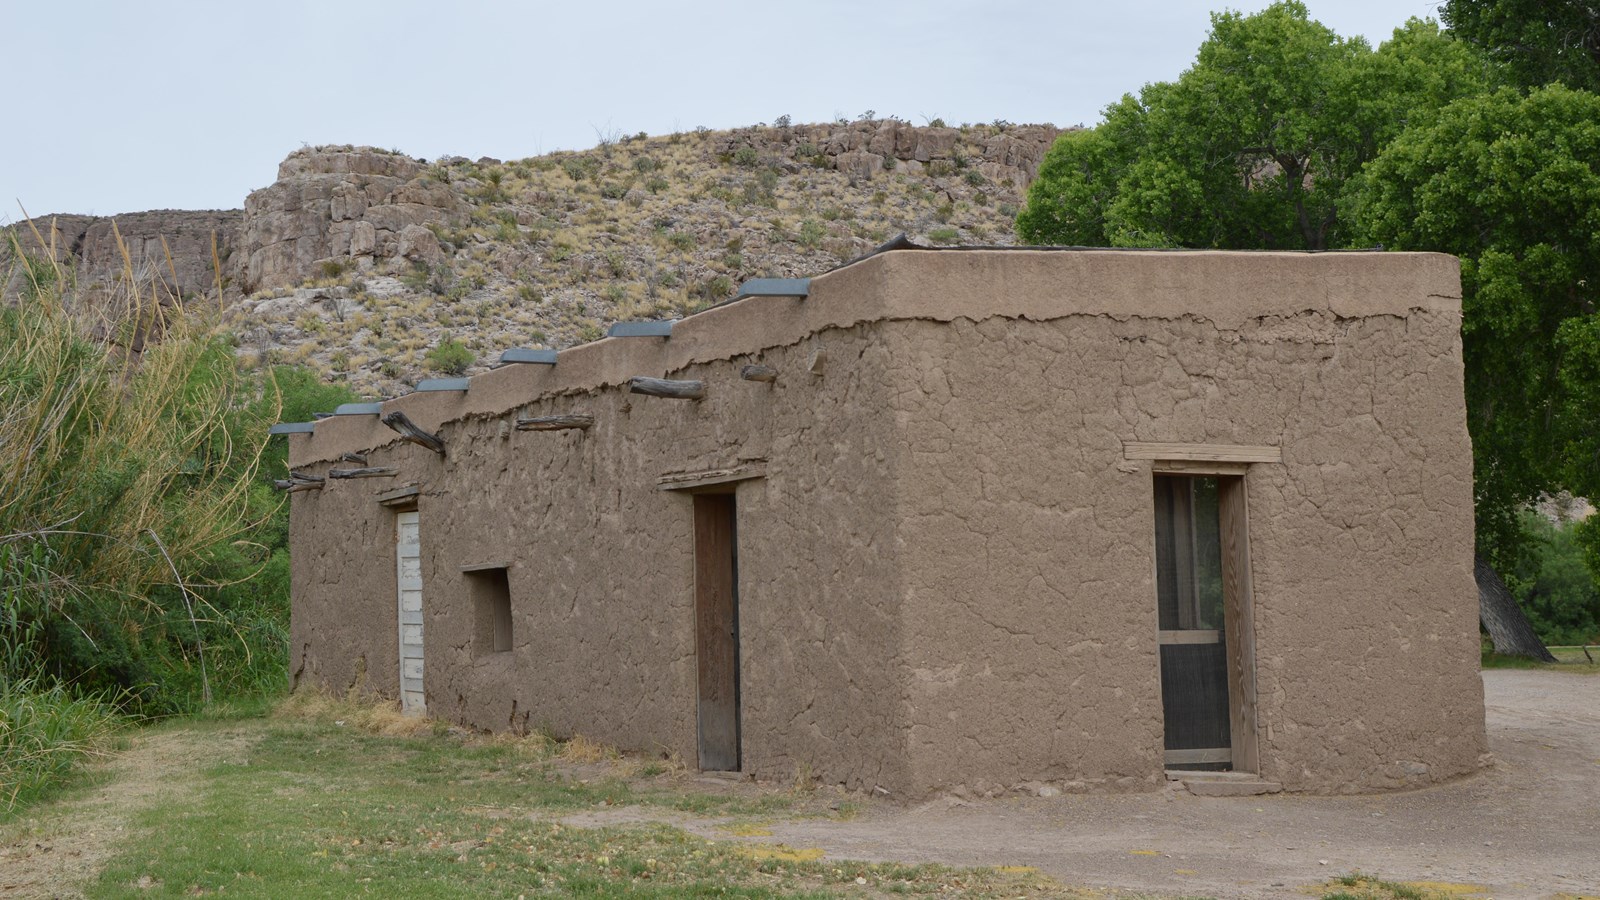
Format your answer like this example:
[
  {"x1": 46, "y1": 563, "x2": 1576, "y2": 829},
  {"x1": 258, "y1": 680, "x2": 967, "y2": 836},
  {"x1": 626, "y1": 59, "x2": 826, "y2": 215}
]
[
  {"x1": 694, "y1": 494, "x2": 740, "y2": 771},
  {"x1": 395, "y1": 510, "x2": 426, "y2": 715}
]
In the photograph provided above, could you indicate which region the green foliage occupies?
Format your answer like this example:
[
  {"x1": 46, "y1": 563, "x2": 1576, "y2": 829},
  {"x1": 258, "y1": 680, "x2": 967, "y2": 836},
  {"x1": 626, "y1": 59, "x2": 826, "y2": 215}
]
[
  {"x1": 0, "y1": 237, "x2": 345, "y2": 795},
  {"x1": 0, "y1": 676, "x2": 121, "y2": 817},
  {"x1": 424, "y1": 336, "x2": 475, "y2": 375},
  {"x1": 1350, "y1": 84, "x2": 1600, "y2": 567},
  {"x1": 1018, "y1": 4, "x2": 1486, "y2": 249},
  {"x1": 1508, "y1": 512, "x2": 1600, "y2": 645},
  {"x1": 1442, "y1": 0, "x2": 1600, "y2": 92},
  {"x1": 928, "y1": 227, "x2": 961, "y2": 245},
  {"x1": 1018, "y1": 1, "x2": 1599, "y2": 590}
]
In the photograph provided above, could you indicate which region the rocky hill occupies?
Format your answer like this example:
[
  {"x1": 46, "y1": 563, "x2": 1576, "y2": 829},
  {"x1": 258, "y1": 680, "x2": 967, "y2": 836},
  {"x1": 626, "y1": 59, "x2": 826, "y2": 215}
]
[{"x1": 7, "y1": 119, "x2": 1065, "y2": 397}]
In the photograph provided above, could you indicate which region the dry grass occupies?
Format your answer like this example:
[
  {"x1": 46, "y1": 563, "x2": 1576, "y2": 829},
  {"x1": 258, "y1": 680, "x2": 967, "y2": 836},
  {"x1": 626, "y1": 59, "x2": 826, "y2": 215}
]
[{"x1": 272, "y1": 686, "x2": 436, "y2": 737}]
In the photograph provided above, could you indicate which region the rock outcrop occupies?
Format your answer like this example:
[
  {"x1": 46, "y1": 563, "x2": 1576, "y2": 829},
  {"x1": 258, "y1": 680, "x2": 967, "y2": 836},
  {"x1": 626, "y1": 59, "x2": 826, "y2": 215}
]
[
  {"x1": 5, "y1": 209, "x2": 240, "y2": 299},
  {"x1": 714, "y1": 119, "x2": 1061, "y2": 186},
  {"x1": 236, "y1": 146, "x2": 466, "y2": 292}
]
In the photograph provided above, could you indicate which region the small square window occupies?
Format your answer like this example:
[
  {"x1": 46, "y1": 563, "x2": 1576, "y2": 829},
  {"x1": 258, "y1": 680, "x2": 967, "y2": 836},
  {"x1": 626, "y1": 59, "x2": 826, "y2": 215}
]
[{"x1": 466, "y1": 567, "x2": 513, "y2": 654}]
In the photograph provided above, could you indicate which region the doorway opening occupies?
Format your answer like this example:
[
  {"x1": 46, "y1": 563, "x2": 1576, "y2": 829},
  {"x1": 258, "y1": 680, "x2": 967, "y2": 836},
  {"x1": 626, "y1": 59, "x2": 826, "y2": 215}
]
[
  {"x1": 1154, "y1": 473, "x2": 1257, "y2": 772},
  {"x1": 693, "y1": 493, "x2": 740, "y2": 771}
]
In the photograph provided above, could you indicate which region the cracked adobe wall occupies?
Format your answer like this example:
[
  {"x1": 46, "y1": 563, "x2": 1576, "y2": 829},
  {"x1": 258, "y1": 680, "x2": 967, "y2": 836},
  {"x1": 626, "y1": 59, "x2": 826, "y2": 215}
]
[
  {"x1": 289, "y1": 257, "x2": 914, "y2": 792},
  {"x1": 866, "y1": 251, "x2": 1484, "y2": 796},
  {"x1": 287, "y1": 247, "x2": 1483, "y2": 798}
]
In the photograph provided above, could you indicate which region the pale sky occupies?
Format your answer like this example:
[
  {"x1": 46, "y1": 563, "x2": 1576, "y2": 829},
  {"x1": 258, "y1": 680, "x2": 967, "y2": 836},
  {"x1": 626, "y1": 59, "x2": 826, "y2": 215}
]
[{"x1": 2, "y1": 0, "x2": 1443, "y2": 220}]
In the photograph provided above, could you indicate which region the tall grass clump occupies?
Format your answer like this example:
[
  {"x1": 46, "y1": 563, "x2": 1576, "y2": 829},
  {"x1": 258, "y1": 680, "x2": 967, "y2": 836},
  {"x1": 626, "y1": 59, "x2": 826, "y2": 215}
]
[
  {"x1": 0, "y1": 675, "x2": 120, "y2": 815},
  {"x1": 1, "y1": 223, "x2": 306, "y2": 811},
  {"x1": 1, "y1": 225, "x2": 273, "y2": 710}
]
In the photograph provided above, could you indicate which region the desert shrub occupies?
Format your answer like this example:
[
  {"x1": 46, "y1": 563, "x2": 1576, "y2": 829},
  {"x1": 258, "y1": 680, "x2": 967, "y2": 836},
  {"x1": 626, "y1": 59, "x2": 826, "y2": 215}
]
[
  {"x1": 928, "y1": 227, "x2": 961, "y2": 245},
  {"x1": 701, "y1": 275, "x2": 735, "y2": 302},
  {"x1": 425, "y1": 336, "x2": 474, "y2": 375},
  {"x1": 732, "y1": 146, "x2": 760, "y2": 168}
]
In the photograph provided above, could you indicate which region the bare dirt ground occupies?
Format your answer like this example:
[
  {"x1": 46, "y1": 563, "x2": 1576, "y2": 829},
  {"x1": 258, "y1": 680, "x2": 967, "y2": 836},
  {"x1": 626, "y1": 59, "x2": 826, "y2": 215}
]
[
  {"x1": 575, "y1": 670, "x2": 1600, "y2": 899},
  {"x1": 3, "y1": 671, "x2": 1593, "y2": 899},
  {"x1": 789, "y1": 670, "x2": 1600, "y2": 898}
]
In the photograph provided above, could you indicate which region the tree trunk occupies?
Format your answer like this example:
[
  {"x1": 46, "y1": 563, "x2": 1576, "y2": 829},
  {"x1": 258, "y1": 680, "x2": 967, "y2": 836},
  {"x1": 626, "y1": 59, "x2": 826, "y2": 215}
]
[{"x1": 1476, "y1": 555, "x2": 1557, "y2": 661}]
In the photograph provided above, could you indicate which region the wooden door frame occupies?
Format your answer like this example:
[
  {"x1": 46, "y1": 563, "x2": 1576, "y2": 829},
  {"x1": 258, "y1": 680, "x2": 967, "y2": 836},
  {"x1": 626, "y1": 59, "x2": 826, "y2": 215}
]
[{"x1": 1151, "y1": 461, "x2": 1260, "y2": 773}]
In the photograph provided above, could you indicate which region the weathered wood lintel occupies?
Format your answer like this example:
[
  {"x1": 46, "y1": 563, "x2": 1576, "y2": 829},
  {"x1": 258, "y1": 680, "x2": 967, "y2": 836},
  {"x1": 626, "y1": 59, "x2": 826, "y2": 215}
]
[
  {"x1": 1151, "y1": 460, "x2": 1251, "y2": 476},
  {"x1": 328, "y1": 466, "x2": 399, "y2": 479},
  {"x1": 515, "y1": 413, "x2": 594, "y2": 431},
  {"x1": 382, "y1": 411, "x2": 446, "y2": 455},
  {"x1": 1123, "y1": 442, "x2": 1281, "y2": 464},
  {"x1": 740, "y1": 364, "x2": 778, "y2": 383},
  {"x1": 459, "y1": 561, "x2": 511, "y2": 573},
  {"x1": 657, "y1": 463, "x2": 767, "y2": 492},
  {"x1": 629, "y1": 377, "x2": 705, "y2": 400},
  {"x1": 339, "y1": 452, "x2": 368, "y2": 465},
  {"x1": 376, "y1": 485, "x2": 421, "y2": 509}
]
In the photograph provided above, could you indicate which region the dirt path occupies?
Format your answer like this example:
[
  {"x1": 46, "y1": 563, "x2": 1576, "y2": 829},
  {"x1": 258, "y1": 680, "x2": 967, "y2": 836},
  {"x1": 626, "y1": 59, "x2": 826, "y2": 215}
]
[
  {"x1": 741, "y1": 670, "x2": 1598, "y2": 899},
  {"x1": 0, "y1": 725, "x2": 255, "y2": 899}
]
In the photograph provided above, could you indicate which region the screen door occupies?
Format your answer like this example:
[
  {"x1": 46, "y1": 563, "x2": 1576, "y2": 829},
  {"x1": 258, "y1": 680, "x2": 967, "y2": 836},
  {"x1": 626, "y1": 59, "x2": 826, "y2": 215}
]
[{"x1": 1154, "y1": 475, "x2": 1232, "y2": 769}]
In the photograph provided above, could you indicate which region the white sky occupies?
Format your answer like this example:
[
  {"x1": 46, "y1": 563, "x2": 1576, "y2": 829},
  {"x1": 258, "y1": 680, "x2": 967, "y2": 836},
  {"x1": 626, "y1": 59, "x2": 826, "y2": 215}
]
[{"x1": 2, "y1": 0, "x2": 1443, "y2": 219}]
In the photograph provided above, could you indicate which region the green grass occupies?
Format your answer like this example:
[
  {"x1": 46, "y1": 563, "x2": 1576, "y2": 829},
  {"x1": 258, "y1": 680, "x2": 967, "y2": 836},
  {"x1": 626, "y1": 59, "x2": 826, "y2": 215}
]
[
  {"x1": 87, "y1": 715, "x2": 1071, "y2": 898},
  {"x1": 0, "y1": 677, "x2": 122, "y2": 819},
  {"x1": 1481, "y1": 644, "x2": 1600, "y2": 671}
]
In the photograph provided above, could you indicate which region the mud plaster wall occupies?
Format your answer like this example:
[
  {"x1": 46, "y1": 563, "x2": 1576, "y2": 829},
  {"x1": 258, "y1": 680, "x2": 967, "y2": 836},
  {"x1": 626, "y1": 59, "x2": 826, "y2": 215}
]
[
  {"x1": 887, "y1": 308, "x2": 1485, "y2": 796},
  {"x1": 289, "y1": 247, "x2": 1484, "y2": 798},
  {"x1": 288, "y1": 327, "x2": 912, "y2": 792}
]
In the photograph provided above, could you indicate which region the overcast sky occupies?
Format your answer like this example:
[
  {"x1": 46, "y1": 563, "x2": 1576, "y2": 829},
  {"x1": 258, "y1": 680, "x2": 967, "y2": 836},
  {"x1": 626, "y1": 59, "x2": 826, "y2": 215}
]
[{"x1": 2, "y1": 0, "x2": 1443, "y2": 220}]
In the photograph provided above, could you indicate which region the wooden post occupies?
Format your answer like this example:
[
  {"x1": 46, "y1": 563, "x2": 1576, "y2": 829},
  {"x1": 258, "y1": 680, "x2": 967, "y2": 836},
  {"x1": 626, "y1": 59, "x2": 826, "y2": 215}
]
[
  {"x1": 381, "y1": 411, "x2": 446, "y2": 455},
  {"x1": 289, "y1": 471, "x2": 324, "y2": 485},
  {"x1": 328, "y1": 466, "x2": 399, "y2": 479},
  {"x1": 629, "y1": 377, "x2": 705, "y2": 400},
  {"x1": 515, "y1": 414, "x2": 595, "y2": 431},
  {"x1": 338, "y1": 452, "x2": 368, "y2": 465},
  {"x1": 740, "y1": 365, "x2": 777, "y2": 383},
  {"x1": 274, "y1": 479, "x2": 323, "y2": 493}
]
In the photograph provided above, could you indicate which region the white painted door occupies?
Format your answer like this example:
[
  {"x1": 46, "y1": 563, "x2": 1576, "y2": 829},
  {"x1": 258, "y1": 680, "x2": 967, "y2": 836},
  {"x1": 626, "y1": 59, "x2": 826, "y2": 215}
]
[{"x1": 395, "y1": 511, "x2": 425, "y2": 715}]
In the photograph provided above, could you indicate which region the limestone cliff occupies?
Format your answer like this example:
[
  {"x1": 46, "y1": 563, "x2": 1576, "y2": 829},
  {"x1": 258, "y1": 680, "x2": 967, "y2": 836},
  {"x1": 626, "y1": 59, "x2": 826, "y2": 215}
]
[{"x1": 5, "y1": 119, "x2": 1066, "y2": 396}]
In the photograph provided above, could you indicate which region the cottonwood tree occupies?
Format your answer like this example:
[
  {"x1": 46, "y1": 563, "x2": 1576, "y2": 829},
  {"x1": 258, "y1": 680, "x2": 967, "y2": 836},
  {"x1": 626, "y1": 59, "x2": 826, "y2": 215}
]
[
  {"x1": 1018, "y1": 1, "x2": 1600, "y2": 657},
  {"x1": 1442, "y1": 0, "x2": 1600, "y2": 93},
  {"x1": 1017, "y1": 3, "x2": 1486, "y2": 250},
  {"x1": 1350, "y1": 85, "x2": 1600, "y2": 659}
]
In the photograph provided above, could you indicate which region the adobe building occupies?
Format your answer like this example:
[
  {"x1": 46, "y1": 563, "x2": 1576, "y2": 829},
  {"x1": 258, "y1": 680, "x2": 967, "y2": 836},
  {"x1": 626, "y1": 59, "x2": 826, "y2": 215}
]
[{"x1": 276, "y1": 244, "x2": 1489, "y2": 798}]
